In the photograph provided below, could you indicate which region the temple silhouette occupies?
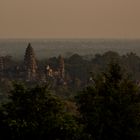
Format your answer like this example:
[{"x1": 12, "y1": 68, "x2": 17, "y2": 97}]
[{"x1": 0, "y1": 43, "x2": 66, "y2": 86}]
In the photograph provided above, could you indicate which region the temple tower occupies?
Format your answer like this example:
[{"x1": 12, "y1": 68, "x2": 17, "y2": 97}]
[
  {"x1": 58, "y1": 55, "x2": 65, "y2": 79},
  {"x1": 24, "y1": 43, "x2": 37, "y2": 81}
]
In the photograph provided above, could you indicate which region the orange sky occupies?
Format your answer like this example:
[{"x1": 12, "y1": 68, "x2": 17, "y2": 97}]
[{"x1": 0, "y1": 0, "x2": 140, "y2": 38}]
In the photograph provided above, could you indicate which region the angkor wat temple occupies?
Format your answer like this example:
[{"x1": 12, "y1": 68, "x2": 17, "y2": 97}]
[{"x1": 0, "y1": 43, "x2": 66, "y2": 86}]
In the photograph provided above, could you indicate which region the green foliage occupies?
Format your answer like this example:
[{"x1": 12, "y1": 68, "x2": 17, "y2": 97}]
[
  {"x1": 1, "y1": 59, "x2": 140, "y2": 139},
  {"x1": 0, "y1": 83, "x2": 82, "y2": 140},
  {"x1": 76, "y1": 62, "x2": 140, "y2": 140}
]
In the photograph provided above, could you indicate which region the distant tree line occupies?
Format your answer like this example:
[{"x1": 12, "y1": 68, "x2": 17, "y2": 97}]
[
  {"x1": 47, "y1": 51, "x2": 140, "y2": 87},
  {"x1": 1, "y1": 51, "x2": 140, "y2": 95}
]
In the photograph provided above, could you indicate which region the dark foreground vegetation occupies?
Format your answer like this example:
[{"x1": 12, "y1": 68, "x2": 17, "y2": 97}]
[{"x1": 0, "y1": 62, "x2": 140, "y2": 139}]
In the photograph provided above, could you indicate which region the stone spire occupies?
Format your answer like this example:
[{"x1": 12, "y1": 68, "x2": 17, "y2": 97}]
[
  {"x1": 24, "y1": 43, "x2": 37, "y2": 81},
  {"x1": 58, "y1": 55, "x2": 65, "y2": 79}
]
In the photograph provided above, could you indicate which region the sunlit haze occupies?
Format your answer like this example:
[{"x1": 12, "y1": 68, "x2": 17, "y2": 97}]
[{"x1": 0, "y1": 0, "x2": 140, "y2": 38}]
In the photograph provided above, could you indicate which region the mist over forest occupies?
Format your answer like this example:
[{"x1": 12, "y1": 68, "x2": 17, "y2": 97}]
[
  {"x1": 1, "y1": 39, "x2": 140, "y2": 139},
  {"x1": 1, "y1": 0, "x2": 140, "y2": 139},
  {"x1": 0, "y1": 39, "x2": 140, "y2": 60}
]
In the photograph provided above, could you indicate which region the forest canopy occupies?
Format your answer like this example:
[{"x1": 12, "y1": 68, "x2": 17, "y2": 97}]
[{"x1": 0, "y1": 62, "x2": 140, "y2": 139}]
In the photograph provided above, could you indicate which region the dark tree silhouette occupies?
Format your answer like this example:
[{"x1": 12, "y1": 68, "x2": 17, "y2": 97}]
[
  {"x1": 76, "y1": 62, "x2": 140, "y2": 140},
  {"x1": 0, "y1": 83, "x2": 82, "y2": 140}
]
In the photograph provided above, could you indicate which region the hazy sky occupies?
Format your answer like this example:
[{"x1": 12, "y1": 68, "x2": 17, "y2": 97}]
[{"x1": 0, "y1": 0, "x2": 140, "y2": 39}]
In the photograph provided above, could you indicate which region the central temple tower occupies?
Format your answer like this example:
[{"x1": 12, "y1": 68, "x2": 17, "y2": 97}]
[{"x1": 24, "y1": 43, "x2": 38, "y2": 81}]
